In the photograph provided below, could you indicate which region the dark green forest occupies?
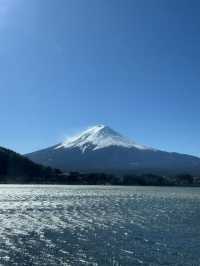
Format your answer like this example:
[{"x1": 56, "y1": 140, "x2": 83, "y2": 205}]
[{"x1": 0, "y1": 147, "x2": 61, "y2": 183}]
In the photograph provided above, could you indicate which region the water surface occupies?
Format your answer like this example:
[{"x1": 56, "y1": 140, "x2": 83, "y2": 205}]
[{"x1": 0, "y1": 185, "x2": 199, "y2": 266}]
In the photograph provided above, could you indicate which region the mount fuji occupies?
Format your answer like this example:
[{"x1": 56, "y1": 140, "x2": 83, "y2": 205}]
[{"x1": 26, "y1": 125, "x2": 200, "y2": 175}]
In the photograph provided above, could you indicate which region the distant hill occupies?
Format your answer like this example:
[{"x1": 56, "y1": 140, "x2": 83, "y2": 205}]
[
  {"x1": 26, "y1": 125, "x2": 200, "y2": 175},
  {"x1": 0, "y1": 146, "x2": 62, "y2": 183}
]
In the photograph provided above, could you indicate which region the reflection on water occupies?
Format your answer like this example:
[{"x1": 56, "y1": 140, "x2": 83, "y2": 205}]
[{"x1": 0, "y1": 185, "x2": 199, "y2": 265}]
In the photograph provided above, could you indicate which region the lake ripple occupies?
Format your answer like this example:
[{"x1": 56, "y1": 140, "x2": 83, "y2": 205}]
[{"x1": 0, "y1": 185, "x2": 199, "y2": 266}]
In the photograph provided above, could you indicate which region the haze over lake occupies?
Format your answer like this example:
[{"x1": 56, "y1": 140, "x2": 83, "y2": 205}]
[{"x1": 0, "y1": 185, "x2": 199, "y2": 266}]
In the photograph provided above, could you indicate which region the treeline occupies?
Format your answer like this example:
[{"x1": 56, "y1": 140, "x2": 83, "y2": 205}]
[
  {"x1": 20, "y1": 171, "x2": 200, "y2": 186},
  {"x1": 122, "y1": 173, "x2": 200, "y2": 186},
  {"x1": 50, "y1": 172, "x2": 200, "y2": 186}
]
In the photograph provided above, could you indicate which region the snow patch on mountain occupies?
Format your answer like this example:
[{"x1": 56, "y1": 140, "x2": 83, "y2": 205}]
[{"x1": 55, "y1": 125, "x2": 155, "y2": 152}]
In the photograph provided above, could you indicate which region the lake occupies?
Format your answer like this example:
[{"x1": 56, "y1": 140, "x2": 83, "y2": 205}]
[{"x1": 0, "y1": 185, "x2": 199, "y2": 266}]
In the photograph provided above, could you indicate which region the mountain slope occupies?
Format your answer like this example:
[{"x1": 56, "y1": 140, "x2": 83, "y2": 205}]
[
  {"x1": 26, "y1": 125, "x2": 200, "y2": 175},
  {"x1": 0, "y1": 146, "x2": 61, "y2": 183},
  {"x1": 55, "y1": 125, "x2": 152, "y2": 152}
]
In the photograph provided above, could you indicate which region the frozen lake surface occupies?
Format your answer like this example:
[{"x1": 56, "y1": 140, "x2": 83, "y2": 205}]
[{"x1": 0, "y1": 185, "x2": 199, "y2": 266}]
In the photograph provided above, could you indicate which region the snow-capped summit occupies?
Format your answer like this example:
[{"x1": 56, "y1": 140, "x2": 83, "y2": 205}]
[
  {"x1": 26, "y1": 125, "x2": 200, "y2": 175},
  {"x1": 55, "y1": 124, "x2": 152, "y2": 152}
]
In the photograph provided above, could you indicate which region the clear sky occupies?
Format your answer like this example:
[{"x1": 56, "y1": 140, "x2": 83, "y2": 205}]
[{"x1": 0, "y1": 0, "x2": 200, "y2": 156}]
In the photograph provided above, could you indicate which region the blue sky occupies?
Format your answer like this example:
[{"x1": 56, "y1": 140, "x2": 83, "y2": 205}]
[{"x1": 0, "y1": 0, "x2": 200, "y2": 156}]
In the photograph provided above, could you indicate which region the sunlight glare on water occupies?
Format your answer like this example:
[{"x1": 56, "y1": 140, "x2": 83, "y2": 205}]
[{"x1": 0, "y1": 185, "x2": 199, "y2": 266}]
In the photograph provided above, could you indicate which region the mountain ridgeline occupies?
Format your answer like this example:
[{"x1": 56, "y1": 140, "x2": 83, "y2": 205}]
[{"x1": 26, "y1": 125, "x2": 200, "y2": 176}]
